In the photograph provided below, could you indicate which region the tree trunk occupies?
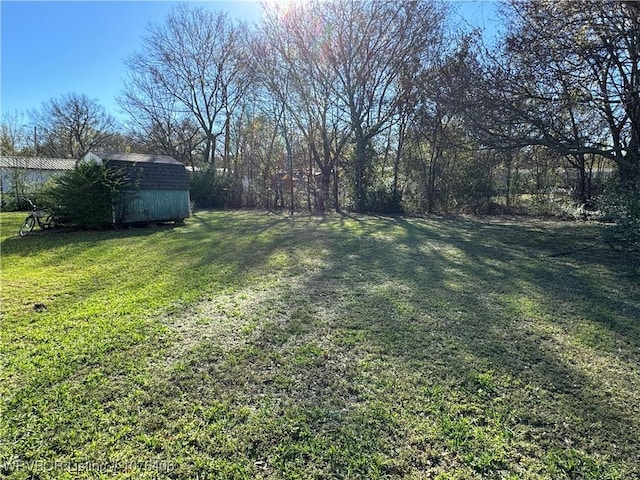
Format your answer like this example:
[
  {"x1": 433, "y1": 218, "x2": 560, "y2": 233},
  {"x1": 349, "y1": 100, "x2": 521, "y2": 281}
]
[
  {"x1": 354, "y1": 132, "x2": 367, "y2": 212},
  {"x1": 333, "y1": 160, "x2": 342, "y2": 213},
  {"x1": 392, "y1": 117, "x2": 408, "y2": 200},
  {"x1": 224, "y1": 117, "x2": 231, "y2": 173},
  {"x1": 307, "y1": 151, "x2": 313, "y2": 212},
  {"x1": 504, "y1": 152, "x2": 512, "y2": 209},
  {"x1": 205, "y1": 135, "x2": 216, "y2": 170}
]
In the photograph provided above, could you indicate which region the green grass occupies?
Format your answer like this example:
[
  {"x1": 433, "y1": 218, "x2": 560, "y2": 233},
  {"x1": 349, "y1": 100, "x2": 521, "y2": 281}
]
[{"x1": 1, "y1": 210, "x2": 639, "y2": 479}]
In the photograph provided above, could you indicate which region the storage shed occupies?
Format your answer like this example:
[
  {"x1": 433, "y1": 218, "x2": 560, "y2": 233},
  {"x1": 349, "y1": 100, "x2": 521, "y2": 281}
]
[{"x1": 80, "y1": 151, "x2": 190, "y2": 224}]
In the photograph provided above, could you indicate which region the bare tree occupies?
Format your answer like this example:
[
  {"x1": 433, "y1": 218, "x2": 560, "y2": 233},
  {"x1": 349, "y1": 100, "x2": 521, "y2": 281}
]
[
  {"x1": 254, "y1": 0, "x2": 447, "y2": 212},
  {"x1": 321, "y1": 0, "x2": 446, "y2": 211},
  {"x1": 406, "y1": 34, "x2": 482, "y2": 213},
  {"x1": 255, "y1": 1, "x2": 352, "y2": 212},
  {"x1": 1, "y1": 112, "x2": 32, "y2": 156},
  {"x1": 31, "y1": 93, "x2": 116, "y2": 159},
  {"x1": 473, "y1": 0, "x2": 640, "y2": 191},
  {"x1": 122, "y1": 5, "x2": 249, "y2": 168},
  {"x1": 119, "y1": 61, "x2": 202, "y2": 166}
]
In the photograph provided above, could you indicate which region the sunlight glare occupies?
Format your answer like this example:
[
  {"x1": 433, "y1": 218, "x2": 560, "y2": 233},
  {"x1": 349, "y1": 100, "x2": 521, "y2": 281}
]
[{"x1": 262, "y1": 0, "x2": 310, "y2": 17}]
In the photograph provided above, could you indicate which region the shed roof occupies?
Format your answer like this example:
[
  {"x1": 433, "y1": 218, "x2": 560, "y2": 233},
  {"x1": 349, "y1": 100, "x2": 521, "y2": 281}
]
[
  {"x1": 88, "y1": 151, "x2": 184, "y2": 165},
  {"x1": 0, "y1": 156, "x2": 76, "y2": 171},
  {"x1": 82, "y1": 151, "x2": 189, "y2": 191}
]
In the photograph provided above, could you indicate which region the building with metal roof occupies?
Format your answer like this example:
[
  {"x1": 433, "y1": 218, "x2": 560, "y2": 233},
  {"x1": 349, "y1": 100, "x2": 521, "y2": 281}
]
[
  {"x1": 0, "y1": 156, "x2": 77, "y2": 171},
  {"x1": 0, "y1": 156, "x2": 76, "y2": 207}
]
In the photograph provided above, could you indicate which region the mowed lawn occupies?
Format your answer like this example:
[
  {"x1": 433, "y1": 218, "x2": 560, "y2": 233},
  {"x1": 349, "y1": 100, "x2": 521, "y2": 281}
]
[{"x1": 1, "y1": 210, "x2": 639, "y2": 479}]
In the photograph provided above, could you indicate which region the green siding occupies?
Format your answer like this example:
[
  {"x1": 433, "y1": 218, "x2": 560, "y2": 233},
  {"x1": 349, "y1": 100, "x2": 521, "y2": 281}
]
[{"x1": 117, "y1": 189, "x2": 190, "y2": 223}]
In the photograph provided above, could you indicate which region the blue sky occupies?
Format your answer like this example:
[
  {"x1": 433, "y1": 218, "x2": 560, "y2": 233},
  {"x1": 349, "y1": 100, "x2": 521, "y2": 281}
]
[{"x1": 1, "y1": 1, "x2": 499, "y2": 124}]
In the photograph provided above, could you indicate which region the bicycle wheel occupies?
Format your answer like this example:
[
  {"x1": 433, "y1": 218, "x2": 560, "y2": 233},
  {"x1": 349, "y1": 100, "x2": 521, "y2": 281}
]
[{"x1": 19, "y1": 215, "x2": 36, "y2": 237}]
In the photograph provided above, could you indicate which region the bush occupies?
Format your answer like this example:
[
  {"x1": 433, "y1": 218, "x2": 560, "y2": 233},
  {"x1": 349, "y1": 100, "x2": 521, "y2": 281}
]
[
  {"x1": 365, "y1": 185, "x2": 404, "y2": 214},
  {"x1": 44, "y1": 163, "x2": 126, "y2": 230},
  {"x1": 598, "y1": 181, "x2": 640, "y2": 254},
  {"x1": 190, "y1": 170, "x2": 241, "y2": 209}
]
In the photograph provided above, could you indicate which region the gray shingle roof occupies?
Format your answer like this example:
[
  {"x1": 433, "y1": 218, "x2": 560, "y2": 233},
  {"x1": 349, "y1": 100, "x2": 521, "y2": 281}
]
[
  {"x1": 87, "y1": 151, "x2": 190, "y2": 191},
  {"x1": 90, "y1": 152, "x2": 184, "y2": 165}
]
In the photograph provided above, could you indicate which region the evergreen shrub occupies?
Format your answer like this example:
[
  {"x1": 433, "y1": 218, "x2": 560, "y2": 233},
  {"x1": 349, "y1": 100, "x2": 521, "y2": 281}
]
[{"x1": 44, "y1": 162, "x2": 126, "y2": 229}]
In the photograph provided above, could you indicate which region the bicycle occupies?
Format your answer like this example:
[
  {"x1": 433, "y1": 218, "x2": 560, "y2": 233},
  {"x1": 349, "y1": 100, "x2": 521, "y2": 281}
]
[{"x1": 19, "y1": 198, "x2": 57, "y2": 237}]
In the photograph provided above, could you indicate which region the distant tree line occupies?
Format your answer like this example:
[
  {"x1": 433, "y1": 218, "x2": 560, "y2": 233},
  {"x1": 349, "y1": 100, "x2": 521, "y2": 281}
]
[{"x1": 2, "y1": 0, "x2": 638, "y2": 222}]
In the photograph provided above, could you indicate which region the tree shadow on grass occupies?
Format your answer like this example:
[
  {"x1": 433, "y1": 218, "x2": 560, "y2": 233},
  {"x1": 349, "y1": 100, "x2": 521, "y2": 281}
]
[
  {"x1": 2, "y1": 211, "x2": 298, "y2": 312},
  {"x1": 0, "y1": 220, "x2": 187, "y2": 262},
  {"x1": 8, "y1": 211, "x2": 636, "y2": 478},
  {"x1": 390, "y1": 216, "x2": 640, "y2": 348},
  {"x1": 282, "y1": 214, "x2": 640, "y2": 475},
  {"x1": 150, "y1": 213, "x2": 639, "y2": 477}
]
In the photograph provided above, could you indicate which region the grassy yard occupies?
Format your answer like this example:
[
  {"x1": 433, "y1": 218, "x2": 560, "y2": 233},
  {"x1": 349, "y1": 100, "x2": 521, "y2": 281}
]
[{"x1": 1, "y1": 210, "x2": 639, "y2": 479}]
